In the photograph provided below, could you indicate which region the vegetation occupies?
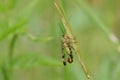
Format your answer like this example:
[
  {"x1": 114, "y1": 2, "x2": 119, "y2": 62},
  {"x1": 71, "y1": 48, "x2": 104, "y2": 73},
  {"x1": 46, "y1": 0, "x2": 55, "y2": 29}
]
[{"x1": 0, "y1": 0, "x2": 120, "y2": 80}]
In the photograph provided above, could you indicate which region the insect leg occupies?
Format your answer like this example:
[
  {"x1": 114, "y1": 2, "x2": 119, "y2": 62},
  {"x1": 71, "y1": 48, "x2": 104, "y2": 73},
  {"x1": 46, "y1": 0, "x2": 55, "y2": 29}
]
[
  {"x1": 67, "y1": 44, "x2": 73, "y2": 63},
  {"x1": 62, "y1": 41, "x2": 67, "y2": 66}
]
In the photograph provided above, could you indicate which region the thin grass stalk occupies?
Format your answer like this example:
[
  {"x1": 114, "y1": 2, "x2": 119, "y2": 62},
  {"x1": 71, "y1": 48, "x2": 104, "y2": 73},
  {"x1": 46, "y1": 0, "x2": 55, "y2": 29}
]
[
  {"x1": 8, "y1": 34, "x2": 18, "y2": 80},
  {"x1": 54, "y1": 1, "x2": 92, "y2": 80}
]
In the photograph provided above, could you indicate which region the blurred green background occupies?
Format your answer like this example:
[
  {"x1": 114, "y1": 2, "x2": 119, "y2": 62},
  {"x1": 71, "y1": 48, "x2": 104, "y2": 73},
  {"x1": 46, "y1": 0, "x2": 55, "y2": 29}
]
[{"x1": 0, "y1": 0, "x2": 120, "y2": 80}]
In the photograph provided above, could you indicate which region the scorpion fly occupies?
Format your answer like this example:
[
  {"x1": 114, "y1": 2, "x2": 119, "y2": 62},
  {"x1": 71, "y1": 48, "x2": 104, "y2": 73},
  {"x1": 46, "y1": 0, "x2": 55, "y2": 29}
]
[{"x1": 59, "y1": 22, "x2": 75, "y2": 66}]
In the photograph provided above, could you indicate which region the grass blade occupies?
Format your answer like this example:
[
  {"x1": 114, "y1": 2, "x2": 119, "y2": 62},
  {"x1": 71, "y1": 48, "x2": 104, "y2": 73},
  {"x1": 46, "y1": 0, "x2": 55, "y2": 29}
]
[
  {"x1": 0, "y1": 19, "x2": 28, "y2": 41},
  {"x1": 76, "y1": 0, "x2": 120, "y2": 45},
  {"x1": 13, "y1": 53, "x2": 62, "y2": 69}
]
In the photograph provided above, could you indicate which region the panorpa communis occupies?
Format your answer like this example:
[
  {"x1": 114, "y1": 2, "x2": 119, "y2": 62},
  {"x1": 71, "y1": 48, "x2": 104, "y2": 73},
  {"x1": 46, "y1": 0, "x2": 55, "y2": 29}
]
[{"x1": 59, "y1": 22, "x2": 75, "y2": 66}]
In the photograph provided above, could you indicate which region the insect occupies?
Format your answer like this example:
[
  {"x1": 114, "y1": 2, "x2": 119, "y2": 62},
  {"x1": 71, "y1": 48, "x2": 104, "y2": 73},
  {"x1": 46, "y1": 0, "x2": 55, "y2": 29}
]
[
  {"x1": 59, "y1": 22, "x2": 75, "y2": 66},
  {"x1": 61, "y1": 34, "x2": 75, "y2": 66}
]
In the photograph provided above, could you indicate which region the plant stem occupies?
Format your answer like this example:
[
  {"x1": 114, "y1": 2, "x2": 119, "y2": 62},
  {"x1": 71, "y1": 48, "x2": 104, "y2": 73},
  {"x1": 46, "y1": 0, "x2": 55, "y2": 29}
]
[
  {"x1": 8, "y1": 34, "x2": 18, "y2": 80},
  {"x1": 76, "y1": 0, "x2": 120, "y2": 52},
  {"x1": 1, "y1": 34, "x2": 18, "y2": 80},
  {"x1": 1, "y1": 62, "x2": 9, "y2": 80},
  {"x1": 54, "y1": 1, "x2": 92, "y2": 80}
]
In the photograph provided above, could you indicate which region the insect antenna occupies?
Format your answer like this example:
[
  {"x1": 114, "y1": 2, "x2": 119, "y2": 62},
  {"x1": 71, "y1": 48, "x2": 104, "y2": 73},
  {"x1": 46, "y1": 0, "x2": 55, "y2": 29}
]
[{"x1": 59, "y1": 21, "x2": 66, "y2": 35}]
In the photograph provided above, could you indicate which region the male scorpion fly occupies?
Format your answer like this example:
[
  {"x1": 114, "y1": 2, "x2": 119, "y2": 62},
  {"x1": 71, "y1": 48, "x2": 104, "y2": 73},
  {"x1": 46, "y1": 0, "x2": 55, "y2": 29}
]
[
  {"x1": 59, "y1": 22, "x2": 75, "y2": 66},
  {"x1": 61, "y1": 34, "x2": 75, "y2": 66}
]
